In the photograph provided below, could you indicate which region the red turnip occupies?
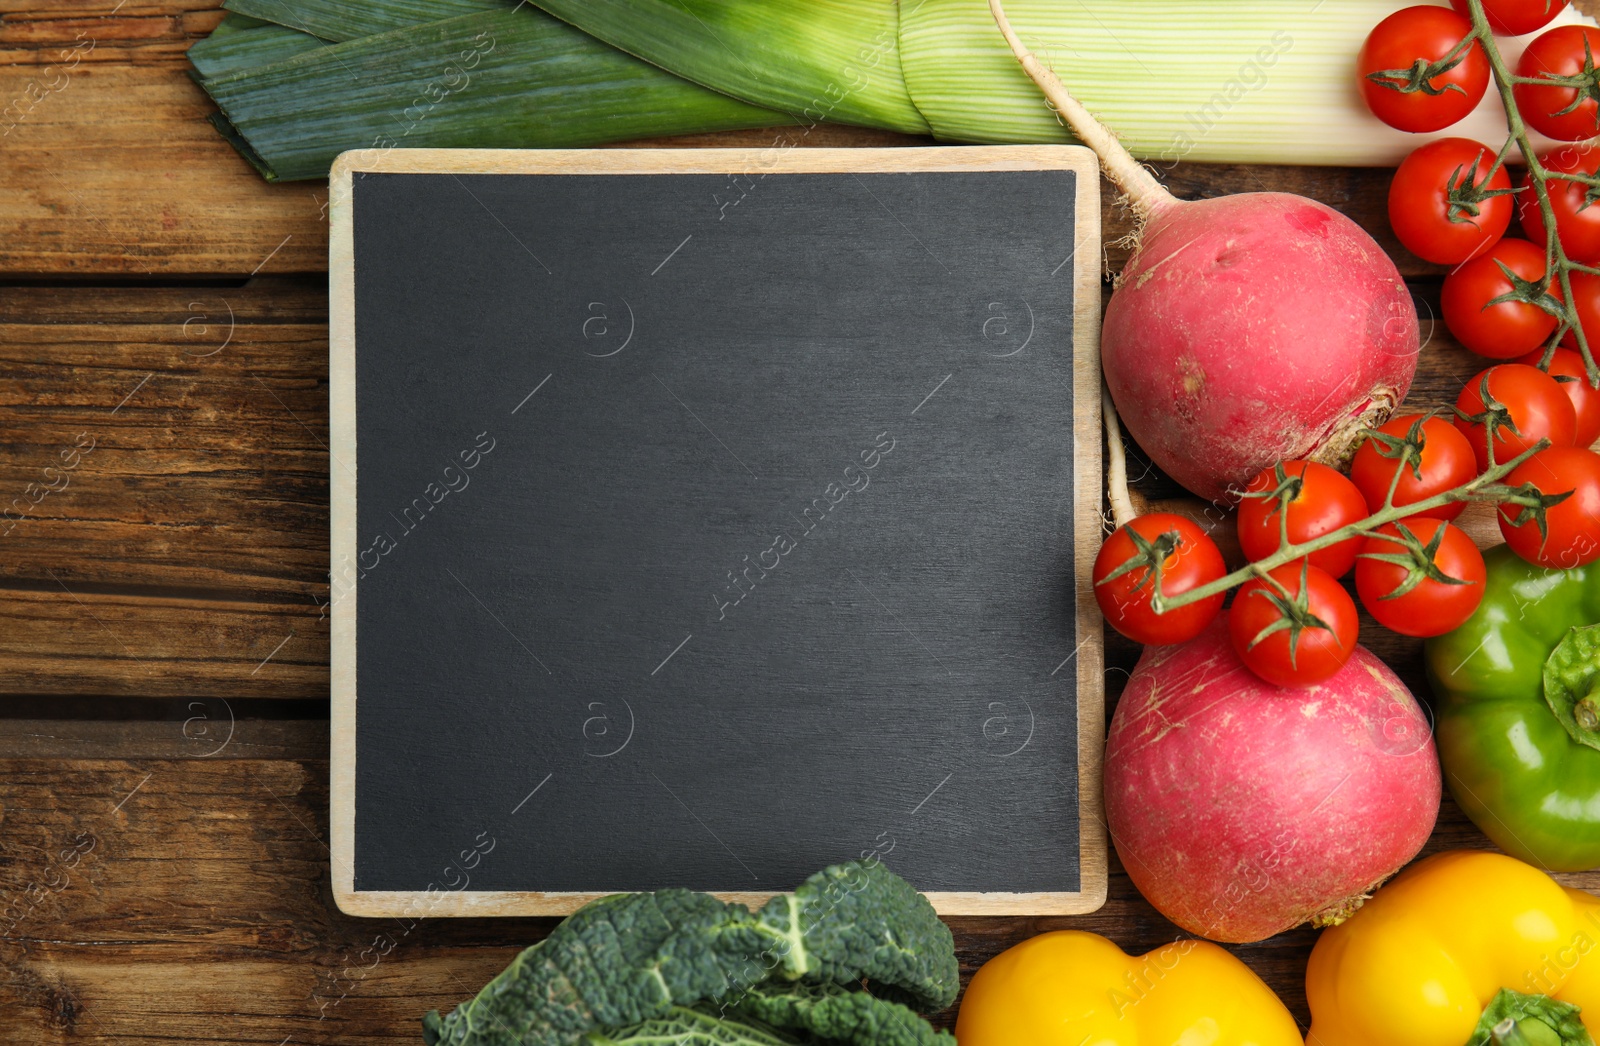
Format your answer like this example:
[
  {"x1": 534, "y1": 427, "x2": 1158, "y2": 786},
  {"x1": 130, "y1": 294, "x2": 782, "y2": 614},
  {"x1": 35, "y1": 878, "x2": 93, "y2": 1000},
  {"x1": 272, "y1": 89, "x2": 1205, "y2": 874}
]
[
  {"x1": 991, "y1": 2, "x2": 1420, "y2": 504},
  {"x1": 1104, "y1": 615, "x2": 1440, "y2": 943}
]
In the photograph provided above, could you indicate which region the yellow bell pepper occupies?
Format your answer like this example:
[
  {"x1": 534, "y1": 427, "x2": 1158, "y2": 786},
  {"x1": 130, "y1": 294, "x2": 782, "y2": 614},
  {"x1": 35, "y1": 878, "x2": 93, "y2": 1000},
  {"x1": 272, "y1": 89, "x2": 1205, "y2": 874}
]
[
  {"x1": 1308, "y1": 850, "x2": 1600, "y2": 1046},
  {"x1": 955, "y1": 929, "x2": 1304, "y2": 1046}
]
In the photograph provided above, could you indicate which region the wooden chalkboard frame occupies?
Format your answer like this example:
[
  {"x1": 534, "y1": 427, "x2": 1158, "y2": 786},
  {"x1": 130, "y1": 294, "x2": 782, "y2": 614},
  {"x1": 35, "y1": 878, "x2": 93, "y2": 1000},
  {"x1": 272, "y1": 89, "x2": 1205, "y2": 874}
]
[{"x1": 328, "y1": 145, "x2": 1106, "y2": 917}]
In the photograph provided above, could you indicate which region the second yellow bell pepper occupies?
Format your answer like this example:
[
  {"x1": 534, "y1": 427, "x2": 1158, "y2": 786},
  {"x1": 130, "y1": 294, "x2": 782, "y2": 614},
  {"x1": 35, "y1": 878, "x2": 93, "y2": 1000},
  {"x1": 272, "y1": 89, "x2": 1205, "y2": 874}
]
[
  {"x1": 956, "y1": 929, "x2": 1303, "y2": 1046},
  {"x1": 1308, "y1": 850, "x2": 1600, "y2": 1046}
]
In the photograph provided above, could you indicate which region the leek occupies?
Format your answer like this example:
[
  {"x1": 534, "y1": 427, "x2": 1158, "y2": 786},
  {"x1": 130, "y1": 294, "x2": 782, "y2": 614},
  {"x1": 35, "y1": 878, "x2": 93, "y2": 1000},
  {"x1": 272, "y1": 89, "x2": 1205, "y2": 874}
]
[
  {"x1": 188, "y1": 22, "x2": 326, "y2": 79},
  {"x1": 223, "y1": 0, "x2": 508, "y2": 43},
  {"x1": 200, "y1": 8, "x2": 789, "y2": 181},
  {"x1": 896, "y1": 0, "x2": 1550, "y2": 165},
  {"x1": 531, "y1": 0, "x2": 1591, "y2": 167},
  {"x1": 194, "y1": 0, "x2": 1597, "y2": 180},
  {"x1": 208, "y1": 12, "x2": 272, "y2": 34},
  {"x1": 528, "y1": 0, "x2": 929, "y2": 134}
]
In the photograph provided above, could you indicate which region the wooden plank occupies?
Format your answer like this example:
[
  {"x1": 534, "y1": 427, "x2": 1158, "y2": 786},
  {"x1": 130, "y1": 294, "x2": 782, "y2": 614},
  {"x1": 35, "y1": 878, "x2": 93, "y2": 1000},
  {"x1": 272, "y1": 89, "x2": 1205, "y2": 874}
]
[
  {"x1": 0, "y1": 587, "x2": 326, "y2": 697},
  {"x1": 0, "y1": 716, "x2": 327, "y2": 758},
  {"x1": 0, "y1": 277, "x2": 327, "y2": 598},
  {"x1": 0, "y1": 66, "x2": 327, "y2": 275},
  {"x1": 0, "y1": 722, "x2": 1590, "y2": 1042},
  {"x1": 0, "y1": 1, "x2": 224, "y2": 68},
  {"x1": 0, "y1": 0, "x2": 1483, "y2": 278},
  {"x1": 0, "y1": 276, "x2": 327, "y2": 323}
]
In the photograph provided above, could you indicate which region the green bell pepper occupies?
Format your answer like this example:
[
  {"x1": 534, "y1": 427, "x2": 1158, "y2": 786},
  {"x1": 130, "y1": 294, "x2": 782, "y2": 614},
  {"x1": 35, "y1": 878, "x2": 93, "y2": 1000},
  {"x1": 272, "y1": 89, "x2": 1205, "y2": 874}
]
[{"x1": 1425, "y1": 543, "x2": 1600, "y2": 872}]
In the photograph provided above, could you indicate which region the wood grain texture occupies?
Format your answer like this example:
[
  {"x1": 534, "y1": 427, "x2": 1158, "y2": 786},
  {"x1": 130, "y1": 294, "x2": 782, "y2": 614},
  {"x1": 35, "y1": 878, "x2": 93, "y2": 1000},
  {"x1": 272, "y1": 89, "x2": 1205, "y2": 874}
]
[
  {"x1": 0, "y1": 722, "x2": 1591, "y2": 1042},
  {"x1": 0, "y1": 0, "x2": 1508, "y2": 277},
  {"x1": 0, "y1": 65, "x2": 326, "y2": 275},
  {"x1": 0, "y1": 1, "x2": 225, "y2": 68},
  {"x1": 0, "y1": 278, "x2": 330, "y2": 697},
  {"x1": 0, "y1": 277, "x2": 328, "y2": 598},
  {"x1": 0, "y1": 587, "x2": 325, "y2": 698}
]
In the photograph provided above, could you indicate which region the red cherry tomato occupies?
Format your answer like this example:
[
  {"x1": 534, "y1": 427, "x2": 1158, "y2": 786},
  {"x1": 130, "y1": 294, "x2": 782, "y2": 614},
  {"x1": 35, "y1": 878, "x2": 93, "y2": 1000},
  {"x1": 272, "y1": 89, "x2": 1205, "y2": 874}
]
[
  {"x1": 1236, "y1": 461, "x2": 1369, "y2": 578},
  {"x1": 1515, "y1": 25, "x2": 1600, "y2": 141},
  {"x1": 1390, "y1": 138, "x2": 1513, "y2": 264},
  {"x1": 1520, "y1": 145, "x2": 1600, "y2": 265},
  {"x1": 1228, "y1": 564, "x2": 1359, "y2": 688},
  {"x1": 1499, "y1": 446, "x2": 1600, "y2": 567},
  {"x1": 1093, "y1": 513, "x2": 1226, "y2": 646},
  {"x1": 1561, "y1": 270, "x2": 1600, "y2": 354},
  {"x1": 1450, "y1": 0, "x2": 1569, "y2": 36},
  {"x1": 1350, "y1": 414, "x2": 1480, "y2": 521},
  {"x1": 1514, "y1": 346, "x2": 1600, "y2": 446},
  {"x1": 1456, "y1": 363, "x2": 1579, "y2": 472},
  {"x1": 1441, "y1": 238, "x2": 1561, "y2": 359},
  {"x1": 1355, "y1": 519, "x2": 1486, "y2": 638},
  {"x1": 1359, "y1": 7, "x2": 1490, "y2": 133}
]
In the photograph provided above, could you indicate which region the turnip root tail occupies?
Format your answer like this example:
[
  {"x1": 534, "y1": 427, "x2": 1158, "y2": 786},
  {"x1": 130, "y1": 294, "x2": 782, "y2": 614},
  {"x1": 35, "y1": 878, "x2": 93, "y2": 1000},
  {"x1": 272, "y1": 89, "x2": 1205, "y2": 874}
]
[
  {"x1": 1102, "y1": 385, "x2": 1137, "y2": 529},
  {"x1": 988, "y1": 0, "x2": 1176, "y2": 219}
]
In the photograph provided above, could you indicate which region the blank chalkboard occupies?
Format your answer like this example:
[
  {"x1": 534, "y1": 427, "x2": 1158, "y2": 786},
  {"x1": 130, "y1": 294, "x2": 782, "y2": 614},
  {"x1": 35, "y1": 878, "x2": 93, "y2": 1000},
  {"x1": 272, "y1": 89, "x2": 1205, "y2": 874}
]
[{"x1": 328, "y1": 146, "x2": 1105, "y2": 917}]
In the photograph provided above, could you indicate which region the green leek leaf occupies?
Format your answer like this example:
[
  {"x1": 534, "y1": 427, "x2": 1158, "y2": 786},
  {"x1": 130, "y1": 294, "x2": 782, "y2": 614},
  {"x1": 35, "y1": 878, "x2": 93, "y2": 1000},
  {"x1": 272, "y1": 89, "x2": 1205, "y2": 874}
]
[
  {"x1": 209, "y1": 12, "x2": 273, "y2": 35},
  {"x1": 189, "y1": 24, "x2": 328, "y2": 80},
  {"x1": 223, "y1": 0, "x2": 510, "y2": 42},
  {"x1": 529, "y1": 0, "x2": 930, "y2": 135},
  {"x1": 201, "y1": 7, "x2": 790, "y2": 181}
]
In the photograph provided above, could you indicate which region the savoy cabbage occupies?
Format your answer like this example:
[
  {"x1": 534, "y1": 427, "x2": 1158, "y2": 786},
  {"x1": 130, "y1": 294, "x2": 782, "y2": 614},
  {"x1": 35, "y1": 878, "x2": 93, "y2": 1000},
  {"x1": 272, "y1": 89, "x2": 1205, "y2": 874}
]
[{"x1": 421, "y1": 861, "x2": 958, "y2": 1046}]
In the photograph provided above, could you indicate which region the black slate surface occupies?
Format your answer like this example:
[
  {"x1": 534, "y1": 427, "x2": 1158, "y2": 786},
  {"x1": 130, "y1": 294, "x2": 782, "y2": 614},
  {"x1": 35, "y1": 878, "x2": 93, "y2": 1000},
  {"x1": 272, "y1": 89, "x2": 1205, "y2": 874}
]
[{"x1": 349, "y1": 166, "x2": 1084, "y2": 895}]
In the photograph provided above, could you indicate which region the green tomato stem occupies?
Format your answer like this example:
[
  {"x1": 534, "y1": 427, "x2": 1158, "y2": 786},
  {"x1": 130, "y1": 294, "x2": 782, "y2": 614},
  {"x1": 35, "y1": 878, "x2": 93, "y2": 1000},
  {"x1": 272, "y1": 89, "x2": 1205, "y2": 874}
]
[
  {"x1": 1464, "y1": 0, "x2": 1600, "y2": 385},
  {"x1": 1151, "y1": 1, "x2": 1596, "y2": 617},
  {"x1": 1150, "y1": 437, "x2": 1547, "y2": 613}
]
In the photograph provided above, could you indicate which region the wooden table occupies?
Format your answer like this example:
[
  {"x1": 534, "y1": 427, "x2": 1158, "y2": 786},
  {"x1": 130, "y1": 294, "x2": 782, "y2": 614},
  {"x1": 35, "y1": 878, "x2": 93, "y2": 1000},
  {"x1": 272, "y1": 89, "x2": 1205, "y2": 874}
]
[{"x1": 3, "y1": 2, "x2": 1597, "y2": 1041}]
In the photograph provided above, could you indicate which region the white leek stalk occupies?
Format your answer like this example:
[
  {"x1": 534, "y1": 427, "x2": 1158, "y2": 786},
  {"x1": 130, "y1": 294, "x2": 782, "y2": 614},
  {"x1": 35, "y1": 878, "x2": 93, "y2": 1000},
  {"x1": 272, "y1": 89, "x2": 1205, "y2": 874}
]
[{"x1": 901, "y1": 0, "x2": 1592, "y2": 165}]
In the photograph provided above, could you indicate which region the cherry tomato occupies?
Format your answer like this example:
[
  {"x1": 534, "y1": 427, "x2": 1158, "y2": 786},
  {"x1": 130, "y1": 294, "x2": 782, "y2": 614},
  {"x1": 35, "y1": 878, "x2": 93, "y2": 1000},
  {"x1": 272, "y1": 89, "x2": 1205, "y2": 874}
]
[
  {"x1": 1561, "y1": 270, "x2": 1600, "y2": 354},
  {"x1": 1514, "y1": 346, "x2": 1600, "y2": 445},
  {"x1": 1499, "y1": 446, "x2": 1600, "y2": 566},
  {"x1": 1350, "y1": 414, "x2": 1479, "y2": 521},
  {"x1": 1519, "y1": 145, "x2": 1600, "y2": 264},
  {"x1": 1450, "y1": 0, "x2": 1569, "y2": 36},
  {"x1": 1359, "y1": 7, "x2": 1490, "y2": 133},
  {"x1": 1236, "y1": 461, "x2": 1369, "y2": 578},
  {"x1": 1228, "y1": 564, "x2": 1359, "y2": 688},
  {"x1": 1441, "y1": 238, "x2": 1561, "y2": 359},
  {"x1": 1515, "y1": 25, "x2": 1600, "y2": 141},
  {"x1": 1390, "y1": 138, "x2": 1513, "y2": 264},
  {"x1": 1093, "y1": 513, "x2": 1226, "y2": 645},
  {"x1": 1354, "y1": 519, "x2": 1486, "y2": 638},
  {"x1": 1456, "y1": 362, "x2": 1578, "y2": 471}
]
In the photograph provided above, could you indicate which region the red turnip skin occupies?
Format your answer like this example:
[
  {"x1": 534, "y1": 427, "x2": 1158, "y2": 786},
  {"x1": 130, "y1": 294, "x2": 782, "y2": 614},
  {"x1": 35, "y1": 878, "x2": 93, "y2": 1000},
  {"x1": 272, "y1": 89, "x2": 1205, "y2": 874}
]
[
  {"x1": 990, "y1": 2, "x2": 1420, "y2": 504},
  {"x1": 1104, "y1": 616, "x2": 1441, "y2": 943},
  {"x1": 1103, "y1": 194, "x2": 1419, "y2": 503}
]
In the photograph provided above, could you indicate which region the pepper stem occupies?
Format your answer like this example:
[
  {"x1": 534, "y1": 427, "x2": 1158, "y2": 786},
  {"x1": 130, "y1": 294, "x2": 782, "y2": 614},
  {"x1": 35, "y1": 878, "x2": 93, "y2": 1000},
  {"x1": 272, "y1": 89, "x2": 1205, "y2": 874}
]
[
  {"x1": 1469, "y1": 989, "x2": 1594, "y2": 1046},
  {"x1": 1495, "y1": 1016, "x2": 1564, "y2": 1046},
  {"x1": 1578, "y1": 694, "x2": 1600, "y2": 733},
  {"x1": 1543, "y1": 626, "x2": 1600, "y2": 755}
]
